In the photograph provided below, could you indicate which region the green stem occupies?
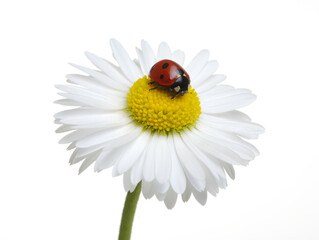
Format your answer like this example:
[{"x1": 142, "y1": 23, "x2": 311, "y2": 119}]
[{"x1": 118, "y1": 182, "x2": 142, "y2": 240}]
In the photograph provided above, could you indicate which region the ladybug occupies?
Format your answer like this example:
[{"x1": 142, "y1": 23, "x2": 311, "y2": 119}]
[{"x1": 148, "y1": 59, "x2": 190, "y2": 99}]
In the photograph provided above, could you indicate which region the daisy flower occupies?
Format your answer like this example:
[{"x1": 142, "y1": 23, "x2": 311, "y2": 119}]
[{"x1": 55, "y1": 39, "x2": 264, "y2": 209}]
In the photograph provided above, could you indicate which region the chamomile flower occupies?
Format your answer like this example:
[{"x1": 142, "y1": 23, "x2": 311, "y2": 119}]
[{"x1": 55, "y1": 39, "x2": 264, "y2": 209}]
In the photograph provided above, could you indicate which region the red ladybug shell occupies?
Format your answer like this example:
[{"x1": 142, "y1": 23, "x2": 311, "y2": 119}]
[{"x1": 148, "y1": 59, "x2": 190, "y2": 86}]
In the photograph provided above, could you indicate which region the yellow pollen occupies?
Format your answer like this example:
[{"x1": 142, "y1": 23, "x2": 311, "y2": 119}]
[{"x1": 126, "y1": 76, "x2": 201, "y2": 134}]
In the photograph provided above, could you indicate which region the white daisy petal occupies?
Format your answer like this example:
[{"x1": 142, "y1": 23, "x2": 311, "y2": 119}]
[
  {"x1": 192, "y1": 188, "x2": 207, "y2": 206},
  {"x1": 57, "y1": 92, "x2": 119, "y2": 110},
  {"x1": 54, "y1": 119, "x2": 61, "y2": 124},
  {"x1": 157, "y1": 42, "x2": 171, "y2": 60},
  {"x1": 155, "y1": 181, "x2": 170, "y2": 194},
  {"x1": 195, "y1": 124, "x2": 258, "y2": 160},
  {"x1": 133, "y1": 58, "x2": 141, "y2": 70},
  {"x1": 95, "y1": 142, "x2": 138, "y2": 173},
  {"x1": 94, "y1": 148, "x2": 120, "y2": 172},
  {"x1": 66, "y1": 74, "x2": 125, "y2": 98},
  {"x1": 186, "y1": 50, "x2": 209, "y2": 80},
  {"x1": 114, "y1": 131, "x2": 151, "y2": 175},
  {"x1": 142, "y1": 181, "x2": 155, "y2": 199},
  {"x1": 69, "y1": 149, "x2": 81, "y2": 165},
  {"x1": 67, "y1": 142, "x2": 76, "y2": 150},
  {"x1": 173, "y1": 134, "x2": 206, "y2": 192},
  {"x1": 200, "y1": 113, "x2": 264, "y2": 139},
  {"x1": 78, "y1": 150, "x2": 101, "y2": 174},
  {"x1": 54, "y1": 99, "x2": 82, "y2": 106},
  {"x1": 164, "y1": 188, "x2": 178, "y2": 209},
  {"x1": 156, "y1": 192, "x2": 167, "y2": 201},
  {"x1": 110, "y1": 39, "x2": 142, "y2": 81},
  {"x1": 197, "y1": 118, "x2": 260, "y2": 155},
  {"x1": 214, "y1": 110, "x2": 252, "y2": 121},
  {"x1": 56, "y1": 84, "x2": 126, "y2": 108},
  {"x1": 76, "y1": 144, "x2": 105, "y2": 158},
  {"x1": 155, "y1": 135, "x2": 172, "y2": 184},
  {"x1": 181, "y1": 183, "x2": 192, "y2": 202},
  {"x1": 130, "y1": 150, "x2": 146, "y2": 186},
  {"x1": 55, "y1": 124, "x2": 73, "y2": 133},
  {"x1": 141, "y1": 40, "x2": 156, "y2": 73},
  {"x1": 123, "y1": 171, "x2": 136, "y2": 193},
  {"x1": 136, "y1": 47, "x2": 147, "y2": 76},
  {"x1": 70, "y1": 148, "x2": 102, "y2": 167},
  {"x1": 55, "y1": 108, "x2": 107, "y2": 120},
  {"x1": 59, "y1": 93, "x2": 122, "y2": 110},
  {"x1": 143, "y1": 134, "x2": 158, "y2": 182},
  {"x1": 220, "y1": 162, "x2": 235, "y2": 180},
  {"x1": 123, "y1": 171, "x2": 132, "y2": 192},
  {"x1": 189, "y1": 129, "x2": 249, "y2": 166},
  {"x1": 59, "y1": 129, "x2": 99, "y2": 144},
  {"x1": 203, "y1": 165, "x2": 224, "y2": 194},
  {"x1": 69, "y1": 63, "x2": 126, "y2": 91},
  {"x1": 196, "y1": 74, "x2": 226, "y2": 94},
  {"x1": 192, "y1": 60, "x2": 219, "y2": 89},
  {"x1": 168, "y1": 135, "x2": 187, "y2": 194},
  {"x1": 201, "y1": 89, "x2": 257, "y2": 113},
  {"x1": 200, "y1": 85, "x2": 252, "y2": 100},
  {"x1": 76, "y1": 123, "x2": 141, "y2": 148},
  {"x1": 199, "y1": 85, "x2": 233, "y2": 96},
  {"x1": 171, "y1": 50, "x2": 185, "y2": 66},
  {"x1": 206, "y1": 170, "x2": 221, "y2": 195},
  {"x1": 181, "y1": 132, "x2": 226, "y2": 181},
  {"x1": 55, "y1": 108, "x2": 131, "y2": 128},
  {"x1": 85, "y1": 52, "x2": 131, "y2": 87},
  {"x1": 95, "y1": 127, "x2": 142, "y2": 151}
]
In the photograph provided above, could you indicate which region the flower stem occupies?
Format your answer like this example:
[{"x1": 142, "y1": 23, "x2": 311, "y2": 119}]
[{"x1": 118, "y1": 182, "x2": 142, "y2": 240}]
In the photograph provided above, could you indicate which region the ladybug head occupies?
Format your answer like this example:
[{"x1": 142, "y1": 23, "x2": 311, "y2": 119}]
[{"x1": 170, "y1": 75, "x2": 190, "y2": 96}]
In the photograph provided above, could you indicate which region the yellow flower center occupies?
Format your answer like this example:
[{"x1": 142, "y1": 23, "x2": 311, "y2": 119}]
[{"x1": 127, "y1": 76, "x2": 201, "y2": 134}]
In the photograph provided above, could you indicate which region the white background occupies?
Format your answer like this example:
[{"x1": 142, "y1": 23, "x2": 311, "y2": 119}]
[{"x1": 1, "y1": 0, "x2": 319, "y2": 239}]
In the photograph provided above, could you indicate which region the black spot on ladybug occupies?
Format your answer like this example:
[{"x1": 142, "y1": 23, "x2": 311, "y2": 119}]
[
  {"x1": 160, "y1": 74, "x2": 164, "y2": 79},
  {"x1": 162, "y1": 63, "x2": 169, "y2": 69}
]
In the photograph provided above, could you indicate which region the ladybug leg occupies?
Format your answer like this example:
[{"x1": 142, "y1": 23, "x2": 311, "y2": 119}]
[
  {"x1": 148, "y1": 81, "x2": 156, "y2": 85},
  {"x1": 169, "y1": 88, "x2": 177, "y2": 100},
  {"x1": 149, "y1": 86, "x2": 159, "y2": 91}
]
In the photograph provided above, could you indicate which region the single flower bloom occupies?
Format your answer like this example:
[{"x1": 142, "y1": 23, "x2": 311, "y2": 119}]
[{"x1": 55, "y1": 39, "x2": 264, "y2": 209}]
